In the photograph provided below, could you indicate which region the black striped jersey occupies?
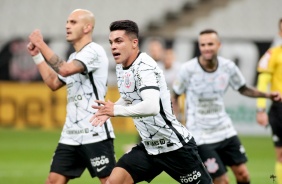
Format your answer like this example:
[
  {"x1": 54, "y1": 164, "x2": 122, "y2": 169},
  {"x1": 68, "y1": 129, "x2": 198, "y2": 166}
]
[
  {"x1": 58, "y1": 42, "x2": 115, "y2": 145},
  {"x1": 173, "y1": 56, "x2": 246, "y2": 145},
  {"x1": 116, "y1": 52, "x2": 192, "y2": 155}
]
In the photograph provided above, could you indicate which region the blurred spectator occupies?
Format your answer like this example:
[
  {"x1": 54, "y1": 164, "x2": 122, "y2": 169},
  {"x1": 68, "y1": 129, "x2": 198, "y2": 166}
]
[
  {"x1": 162, "y1": 48, "x2": 181, "y2": 92},
  {"x1": 0, "y1": 38, "x2": 41, "y2": 81},
  {"x1": 146, "y1": 37, "x2": 181, "y2": 91},
  {"x1": 147, "y1": 37, "x2": 166, "y2": 69}
]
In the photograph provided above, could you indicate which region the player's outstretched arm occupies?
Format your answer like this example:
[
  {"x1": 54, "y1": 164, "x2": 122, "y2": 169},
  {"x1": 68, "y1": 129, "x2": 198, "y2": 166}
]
[
  {"x1": 239, "y1": 85, "x2": 282, "y2": 101},
  {"x1": 90, "y1": 89, "x2": 160, "y2": 126}
]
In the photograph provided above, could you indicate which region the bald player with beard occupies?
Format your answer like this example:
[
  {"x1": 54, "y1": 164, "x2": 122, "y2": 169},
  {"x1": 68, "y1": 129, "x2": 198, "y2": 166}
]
[{"x1": 27, "y1": 9, "x2": 116, "y2": 184}]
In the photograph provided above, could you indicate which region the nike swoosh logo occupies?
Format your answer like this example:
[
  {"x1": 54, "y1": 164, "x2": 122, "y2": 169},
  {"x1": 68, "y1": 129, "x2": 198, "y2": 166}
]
[{"x1": 97, "y1": 166, "x2": 106, "y2": 172}]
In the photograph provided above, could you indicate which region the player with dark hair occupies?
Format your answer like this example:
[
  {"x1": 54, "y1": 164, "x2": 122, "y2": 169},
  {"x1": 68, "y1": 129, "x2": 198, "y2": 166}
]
[
  {"x1": 90, "y1": 20, "x2": 213, "y2": 184},
  {"x1": 256, "y1": 18, "x2": 282, "y2": 184},
  {"x1": 27, "y1": 9, "x2": 115, "y2": 184},
  {"x1": 173, "y1": 29, "x2": 281, "y2": 184}
]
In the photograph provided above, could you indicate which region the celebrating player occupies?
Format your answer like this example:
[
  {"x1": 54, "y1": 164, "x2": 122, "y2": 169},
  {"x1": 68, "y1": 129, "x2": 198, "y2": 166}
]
[
  {"x1": 27, "y1": 9, "x2": 115, "y2": 184},
  {"x1": 173, "y1": 29, "x2": 281, "y2": 184},
  {"x1": 90, "y1": 20, "x2": 213, "y2": 184}
]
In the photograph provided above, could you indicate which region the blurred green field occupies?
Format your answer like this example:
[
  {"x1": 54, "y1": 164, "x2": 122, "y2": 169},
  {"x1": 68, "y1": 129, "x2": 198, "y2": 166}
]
[{"x1": 0, "y1": 128, "x2": 277, "y2": 184}]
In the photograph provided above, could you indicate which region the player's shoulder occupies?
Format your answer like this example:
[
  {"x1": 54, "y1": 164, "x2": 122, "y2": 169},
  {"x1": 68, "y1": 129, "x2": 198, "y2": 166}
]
[
  {"x1": 85, "y1": 42, "x2": 106, "y2": 53},
  {"x1": 138, "y1": 52, "x2": 158, "y2": 67},
  {"x1": 180, "y1": 57, "x2": 198, "y2": 69},
  {"x1": 218, "y1": 56, "x2": 236, "y2": 67},
  {"x1": 268, "y1": 46, "x2": 282, "y2": 55},
  {"x1": 270, "y1": 45, "x2": 282, "y2": 51}
]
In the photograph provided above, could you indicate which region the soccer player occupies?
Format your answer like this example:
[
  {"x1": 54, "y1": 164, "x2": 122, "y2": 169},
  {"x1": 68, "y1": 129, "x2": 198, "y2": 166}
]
[
  {"x1": 172, "y1": 29, "x2": 282, "y2": 184},
  {"x1": 256, "y1": 36, "x2": 282, "y2": 184},
  {"x1": 90, "y1": 20, "x2": 213, "y2": 184},
  {"x1": 26, "y1": 9, "x2": 116, "y2": 184}
]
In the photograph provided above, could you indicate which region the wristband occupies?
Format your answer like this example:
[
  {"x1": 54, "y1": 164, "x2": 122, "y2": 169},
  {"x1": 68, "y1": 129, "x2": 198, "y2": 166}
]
[
  {"x1": 256, "y1": 108, "x2": 266, "y2": 113},
  {"x1": 32, "y1": 53, "x2": 44, "y2": 65}
]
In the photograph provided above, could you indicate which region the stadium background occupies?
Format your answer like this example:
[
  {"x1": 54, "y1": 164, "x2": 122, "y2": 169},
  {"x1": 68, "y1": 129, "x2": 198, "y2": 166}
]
[
  {"x1": 0, "y1": 0, "x2": 281, "y2": 183},
  {"x1": 1, "y1": 0, "x2": 281, "y2": 134}
]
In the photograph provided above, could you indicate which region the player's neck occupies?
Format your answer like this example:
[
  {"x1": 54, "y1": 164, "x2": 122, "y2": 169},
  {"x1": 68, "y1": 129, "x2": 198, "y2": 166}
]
[
  {"x1": 123, "y1": 50, "x2": 140, "y2": 68},
  {"x1": 199, "y1": 56, "x2": 218, "y2": 72},
  {"x1": 73, "y1": 36, "x2": 92, "y2": 52}
]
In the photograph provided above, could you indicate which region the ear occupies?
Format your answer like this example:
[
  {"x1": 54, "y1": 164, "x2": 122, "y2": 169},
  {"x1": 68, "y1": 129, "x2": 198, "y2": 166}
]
[
  {"x1": 218, "y1": 41, "x2": 221, "y2": 49},
  {"x1": 84, "y1": 24, "x2": 92, "y2": 34},
  {"x1": 132, "y1": 39, "x2": 138, "y2": 49}
]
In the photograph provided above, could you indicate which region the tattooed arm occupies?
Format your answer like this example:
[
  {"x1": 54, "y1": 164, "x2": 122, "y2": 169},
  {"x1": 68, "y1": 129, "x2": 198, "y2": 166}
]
[
  {"x1": 238, "y1": 85, "x2": 281, "y2": 102},
  {"x1": 29, "y1": 29, "x2": 85, "y2": 77},
  {"x1": 47, "y1": 54, "x2": 85, "y2": 76},
  {"x1": 28, "y1": 29, "x2": 86, "y2": 90}
]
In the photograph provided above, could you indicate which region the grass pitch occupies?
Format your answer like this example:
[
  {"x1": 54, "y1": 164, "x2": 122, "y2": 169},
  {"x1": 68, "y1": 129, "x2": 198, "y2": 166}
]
[{"x1": 0, "y1": 128, "x2": 276, "y2": 184}]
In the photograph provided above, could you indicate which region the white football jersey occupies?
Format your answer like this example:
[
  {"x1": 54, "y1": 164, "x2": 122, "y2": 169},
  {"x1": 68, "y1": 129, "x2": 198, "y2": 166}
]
[
  {"x1": 173, "y1": 56, "x2": 245, "y2": 145},
  {"x1": 58, "y1": 42, "x2": 115, "y2": 145},
  {"x1": 116, "y1": 52, "x2": 192, "y2": 155}
]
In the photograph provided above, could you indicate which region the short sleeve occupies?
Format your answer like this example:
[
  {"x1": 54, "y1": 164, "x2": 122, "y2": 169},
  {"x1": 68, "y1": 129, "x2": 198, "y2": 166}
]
[
  {"x1": 173, "y1": 63, "x2": 188, "y2": 95},
  {"x1": 229, "y1": 63, "x2": 246, "y2": 91},
  {"x1": 136, "y1": 61, "x2": 160, "y2": 92},
  {"x1": 74, "y1": 43, "x2": 107, "y2": 73},
  {"x1": 257, "y1": 49, "x2": 276, "y2": 74}
]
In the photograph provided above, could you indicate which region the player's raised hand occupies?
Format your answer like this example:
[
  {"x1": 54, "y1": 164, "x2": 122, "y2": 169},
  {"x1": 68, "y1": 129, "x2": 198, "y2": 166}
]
[
  {"x1": 29, "y1": 29, "x2": 44, "y2": 48},
  {"x1": 26, "y1": 42, "x2": 40, "y2": 56}
]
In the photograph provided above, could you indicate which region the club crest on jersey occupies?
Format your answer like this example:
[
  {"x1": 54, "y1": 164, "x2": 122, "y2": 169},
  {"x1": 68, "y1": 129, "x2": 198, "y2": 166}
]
[
  {"x1": 204, "y1": 158, "x2": 219, "y2": 173},
  {"x1": 124, "y1": 73, "x2": 131, "y2": 88}
]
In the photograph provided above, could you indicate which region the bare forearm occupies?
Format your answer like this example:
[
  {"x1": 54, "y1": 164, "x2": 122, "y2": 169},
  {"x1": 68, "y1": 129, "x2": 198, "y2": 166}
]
[
  {"x1": 37, "y1": 62, "x2": 63, "y2": 90},
  {"x1": 239, "y1": 85, "x2": 269, "y2": 98}
]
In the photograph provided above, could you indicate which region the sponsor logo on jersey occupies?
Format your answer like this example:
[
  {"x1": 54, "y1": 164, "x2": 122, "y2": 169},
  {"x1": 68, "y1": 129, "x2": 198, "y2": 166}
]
[
  {"x1": 66, "y1": 128, "x2": 89, "y2": 134},
  {"x1": 67, "y1": 94, "x2": 83, "y2": 103},
  {"x1": 180, "y1": 170, "x2": 202, "y2": 183},
  {"x1": 204, "y1": 158, "x2": 219, "y2": 173},
  {"x1": 144, "y1": 139, "x2": 166, "y2": 146},
  {"x1": 90, "y1": 155, "x2": 109, "y2": 167},
  {"x1": 197, "y1": 98, "x2": 222, "y2": 115},
  {"x1": 67, "y1": 82, "x2": 73, "y2": 88}
]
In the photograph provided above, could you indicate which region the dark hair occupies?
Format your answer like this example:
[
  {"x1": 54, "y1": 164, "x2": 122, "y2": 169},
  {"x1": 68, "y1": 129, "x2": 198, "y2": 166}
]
[
  {"x1": 279, "y1": 18, "x2": 282, "y2": 30},
  {"x1": 109, "y1": 20, "x2": 139, "y2": 39},
  {"x1": 199, "y1": 29, "x2": 218, "y2": 36}
]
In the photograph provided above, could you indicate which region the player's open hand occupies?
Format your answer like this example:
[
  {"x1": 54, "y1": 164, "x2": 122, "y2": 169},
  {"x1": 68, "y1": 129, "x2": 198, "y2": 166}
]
[
  {"x1": 90, "y1": 114, "x2": 110, "y2": 127},
  {"x1": 90, "y1": 100, "x2": 114, "y2": 127}
]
